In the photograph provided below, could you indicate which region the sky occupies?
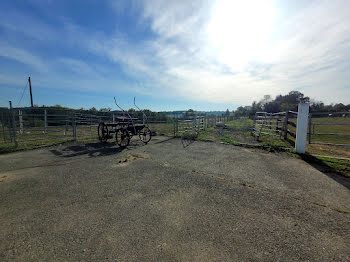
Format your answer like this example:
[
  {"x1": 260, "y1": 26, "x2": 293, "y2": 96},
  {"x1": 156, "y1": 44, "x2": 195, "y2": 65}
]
[{"x1": 0, "y1": 0, "x2": 350, "y2": 111}]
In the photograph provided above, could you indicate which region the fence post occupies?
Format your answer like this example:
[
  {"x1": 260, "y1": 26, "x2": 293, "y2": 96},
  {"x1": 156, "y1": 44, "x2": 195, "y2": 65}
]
[
  {"x1": 1, "y1": 112, "x2": 6, "y2": 143},
  {"x1": 283, "y1": 111, "x2": 289, "y2": 140},
  {"x1": 295, "y1": 103, "x2": 309, "y2": 154},
  {"x1": 64, "y1": 114, "x2": 68, "y2": 136},
  {"x1": 192, "y1": 113, "x2": 196, "y2": 132},
  {"x1": 19, "y1": 110, "x2": 23, "y2": 134},
  {"x1": 9, "y1": 101, "x2": 18, "y2": 147},
  {"x1": 90, "y1": 115, "x2": 92, "y2": 135},
  {"x1": 308, "y1": 113, "x2": 312, "y2": 144},
  {"x1": 252, "y1": 112, "x2": 257, "y2": 135},
  {"x1": 44, "y1": 109, "x2": 48, "y2": 134},
  {"x1": 175, "y1": 116, "x2": 178, "y2": 136},
  {"x1": 72, "y1": 114, "x2": 77, "y2": 141},
  {"x1": 113, "y1": 114, "x2": 115, "y2": 123}
]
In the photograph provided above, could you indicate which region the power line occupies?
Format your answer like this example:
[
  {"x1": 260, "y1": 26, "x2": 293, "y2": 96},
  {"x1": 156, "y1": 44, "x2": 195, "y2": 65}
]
[{"x1": 17, "y1": 79, "x2": 29, "y2": 107}]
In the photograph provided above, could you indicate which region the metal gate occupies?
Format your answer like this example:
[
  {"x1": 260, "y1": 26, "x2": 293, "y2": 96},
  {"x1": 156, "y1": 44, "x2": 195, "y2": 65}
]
[{"x1": 174, "y1": 116, "x2": 205, "y2": 137}]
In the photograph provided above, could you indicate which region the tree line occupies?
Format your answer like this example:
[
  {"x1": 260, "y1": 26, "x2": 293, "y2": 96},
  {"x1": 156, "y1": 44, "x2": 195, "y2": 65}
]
[
  {"x1": 0, "y1": 104, "x2": 172, "y2": 123},
  {"x1": 232, "y1": 91, "x2": 350, "y2": 118}
]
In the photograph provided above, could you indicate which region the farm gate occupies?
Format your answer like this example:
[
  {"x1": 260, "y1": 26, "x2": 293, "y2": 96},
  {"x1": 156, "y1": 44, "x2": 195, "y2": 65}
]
[
  {"x1": 252, "y1": 111, "x2": 298, "y2": 146},
  {"x1": 252, "y1": 110, "x2": 350, "y2": 148},
  {"x1": 174, "y1": 115, "x2": 206, "y2": 137}
]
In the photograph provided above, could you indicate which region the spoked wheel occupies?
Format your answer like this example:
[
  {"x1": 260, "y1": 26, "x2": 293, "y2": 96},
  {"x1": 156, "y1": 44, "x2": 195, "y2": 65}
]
[
  {"x1": 116, "y1": 128, "x2": 130, "y2": 147},
  {"x1": 139, "y1": 126, "x2": 152, "y2": 144},
  {"x1": 98, "y1": 122, "x2": 109, "y2": 142}
]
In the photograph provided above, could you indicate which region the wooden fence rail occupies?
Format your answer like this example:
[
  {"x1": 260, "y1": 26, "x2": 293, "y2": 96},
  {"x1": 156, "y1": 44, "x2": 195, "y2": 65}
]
[{"x1": 252, "y1": 111, "x2": 297, "y2": 146}]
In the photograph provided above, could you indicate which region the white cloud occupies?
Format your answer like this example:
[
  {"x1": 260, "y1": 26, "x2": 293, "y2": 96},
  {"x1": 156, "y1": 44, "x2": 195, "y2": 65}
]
[
  {"x1": 0, "y1": 43, "x2": 48, "y2": 72},
  {"x1": 58, "y1": 58, "x2": 103, "y2": 78},
  {"x1": 121, "y1": 0, "x2": 350, "y2": 105},
  {"x1": 1, "y1": 0, "x2": 350, "y2": 108}
]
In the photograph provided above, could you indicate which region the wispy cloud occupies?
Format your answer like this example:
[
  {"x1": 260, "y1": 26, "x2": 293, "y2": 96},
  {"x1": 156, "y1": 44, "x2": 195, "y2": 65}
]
[
  {"x1": 128, "y1": 0, "x2": 350, "y2": 104},
  {"x1": 0, "y1": 43, "x2": 48, "y2": 72},
  {"x1": 0, "y1": 0, "x2": 350, "y2": 108}
]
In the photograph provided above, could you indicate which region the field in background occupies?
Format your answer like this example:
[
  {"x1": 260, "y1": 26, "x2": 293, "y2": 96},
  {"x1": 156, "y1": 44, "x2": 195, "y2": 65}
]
[
  {"x1": 198, "y1": 117, "x2": 350, "y2": 177},
  {"x1": 2, "y1": 116, "x2": 349, "y2": 156},
  {"x1": 1, "y1": 114, "x2": 349, "y2": 177}
]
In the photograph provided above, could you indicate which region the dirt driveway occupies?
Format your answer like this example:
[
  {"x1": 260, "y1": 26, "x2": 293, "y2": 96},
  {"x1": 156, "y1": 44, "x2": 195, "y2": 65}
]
[{"x1": 0, "y1": 137, "x2": 349, "y2": 261}]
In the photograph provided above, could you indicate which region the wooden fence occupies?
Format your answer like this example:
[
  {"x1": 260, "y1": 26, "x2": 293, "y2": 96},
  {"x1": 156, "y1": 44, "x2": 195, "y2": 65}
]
[
  {"x1": 308, "y1": 111, "x2": 350, "y2": 146},
  {"x1": 252, "y1": 111, "x2": 298, "y2": 146}
]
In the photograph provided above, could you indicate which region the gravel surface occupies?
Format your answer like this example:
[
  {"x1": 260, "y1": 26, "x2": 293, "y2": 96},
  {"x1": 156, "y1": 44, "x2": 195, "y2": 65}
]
[{"x1": 0, "y1": 137, "x2": 349, "y2": 261}]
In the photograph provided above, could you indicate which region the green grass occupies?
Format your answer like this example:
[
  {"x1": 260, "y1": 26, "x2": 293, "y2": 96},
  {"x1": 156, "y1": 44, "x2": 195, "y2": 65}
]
[
  {"x1": 0, "y1": 122, "x2": 175, "y2": 154},
  {"x1": 220, "y1": 138, "x2": 242, "y2": 146},
  {"x1": 0, "y1": 138, "x2": 75, "y2": 154},
  {"x1": 287, "y1": 117, "x2": 350, "y2": 144},
  {"x1": 253, "y1": 116, "x2": 350, "y2": 158},
  {"x1": 2, "y1": 116, "x2": 349, "y2": 160},
  {"x1": 0, "y1": 124, "x2": 99, "y2": 154},
  {"x1": 225, "y1": 117, "x2": 253, "y2": 129},
  {"x1": 317, "y1": 157, "x2": 350, "y2": 176},
  {"x1": 299, "y1": 154, "x2": 350, "y2": 178},
  {"x1": 148, "y1": 122, "x2": 174, "y2": 136},
  {"x1": 197, "y1": 129, "x2": 215, "y2": 141},
  {"x1": 260, "y1": 139, "x2": 290, "y2": 148}
]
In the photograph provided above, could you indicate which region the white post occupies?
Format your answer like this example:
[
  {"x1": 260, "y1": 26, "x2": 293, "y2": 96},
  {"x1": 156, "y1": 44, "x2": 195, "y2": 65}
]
[
  {"x1": 295, "y1": 103, "x2": 309, "y2": 154},
  {"x1": 19, "y1": 110, "x2": 23, "y2": 134}
]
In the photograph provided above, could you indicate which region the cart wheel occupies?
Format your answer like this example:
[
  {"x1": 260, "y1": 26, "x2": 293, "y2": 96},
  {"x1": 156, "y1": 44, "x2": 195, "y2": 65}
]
[
  {"x1": 139, "y1": 127, "x2": 152, "y2": 144},
  {"x1": 98, "y1": 122, "x2": 109, "y2": 142},
  {"x1": 116, "y1": 128, "x2": 130, "y2": 147}
]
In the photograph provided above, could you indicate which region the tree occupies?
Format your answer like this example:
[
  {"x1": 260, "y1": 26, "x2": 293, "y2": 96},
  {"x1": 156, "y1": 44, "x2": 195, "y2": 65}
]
[
  {"x1": 185, "y1": 109, "x2": 195, "y2": 118},
  {"x1": 100, "y1": 107, "x2": 111, "y2": 112},
  {"x1": 264, "y1": 102, "x2": 281, "y2": 113},
  {"x1": 233, "y1": 106, "x2": 251, "y2": 118},
  {"x1": 260, "y1": 95, "x2": 272, "y2": 106}
]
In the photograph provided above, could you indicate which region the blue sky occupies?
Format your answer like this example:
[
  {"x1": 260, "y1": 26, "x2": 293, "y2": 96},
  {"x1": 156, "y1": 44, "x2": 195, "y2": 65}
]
[{"x1": 0, "y1": 0, "x2": 350, "y2": 111}]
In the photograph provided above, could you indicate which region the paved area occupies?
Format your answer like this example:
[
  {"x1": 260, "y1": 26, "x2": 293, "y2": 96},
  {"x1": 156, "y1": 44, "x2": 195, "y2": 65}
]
[{"x1": 0, "y1": 137, "x2": 349, "y2": 261}]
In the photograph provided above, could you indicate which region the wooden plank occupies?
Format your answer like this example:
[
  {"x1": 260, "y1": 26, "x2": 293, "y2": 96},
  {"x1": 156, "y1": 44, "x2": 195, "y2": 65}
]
[
  {"x1": 310, "y1": 142, "x2": 350, "y2": 147},
  {"x1": 286, "y1": 138, "x2": 295, "y2": 146},
  {"x1": 287, "y1": 129, "x2": 296, "y2": 138},
  {"x1": 311, "y1": 111, "x2": 350, "y2": 116},
  {"x1": 287, "y1": 121, "x2": 296, "y2": 127},
  {"x1": 312, "y1": 123, "x2": 350, "y2": 126},
  {"x1": 313, "y1": 133, "x2": 350, "y2": 136},
  {"x1": 283, "y1": 112, "x2": 289, "y2": 140}
]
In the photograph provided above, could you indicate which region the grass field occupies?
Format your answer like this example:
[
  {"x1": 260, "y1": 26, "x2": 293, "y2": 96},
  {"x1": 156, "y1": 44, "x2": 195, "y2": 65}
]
[
  {"x1": 1, "y1": 117, "x2": 349, "y2": 177},
  {"x1": 2, "y1": 117, "x2": 349, "y2": 151},
  {"x1": 0, "y1": 122, "x2": 175, "y2": 153}
]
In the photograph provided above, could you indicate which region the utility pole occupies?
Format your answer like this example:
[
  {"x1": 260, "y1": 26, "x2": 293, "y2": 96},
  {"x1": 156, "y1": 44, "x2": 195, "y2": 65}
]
[{"x1": 28, "y1": 76, "x2": 33, "y2": 107}]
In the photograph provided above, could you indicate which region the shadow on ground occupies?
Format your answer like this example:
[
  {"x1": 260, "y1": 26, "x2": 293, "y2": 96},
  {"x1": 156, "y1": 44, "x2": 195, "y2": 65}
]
[
  {"x1": 300, "y1": 154, "x2": 350, "y2": 190},
  {"x1": 181, "y1": 137, "x2": 195, "y2": 148},
  {"x1": 50, "y1": 142, "x2": 125, "y2": 158},
  {"x1": 48, "y1": 136, "x2": 169, "y2": 159}
]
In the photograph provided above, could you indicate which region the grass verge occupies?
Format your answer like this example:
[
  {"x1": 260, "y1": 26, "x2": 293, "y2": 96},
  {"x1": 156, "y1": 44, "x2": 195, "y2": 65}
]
[
  {"x1": 219, "y1": 138, "x2": 291, "y2": 152},
  {"x1": 0, "y1": 136, "x2": 98, "y2": 154}
]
